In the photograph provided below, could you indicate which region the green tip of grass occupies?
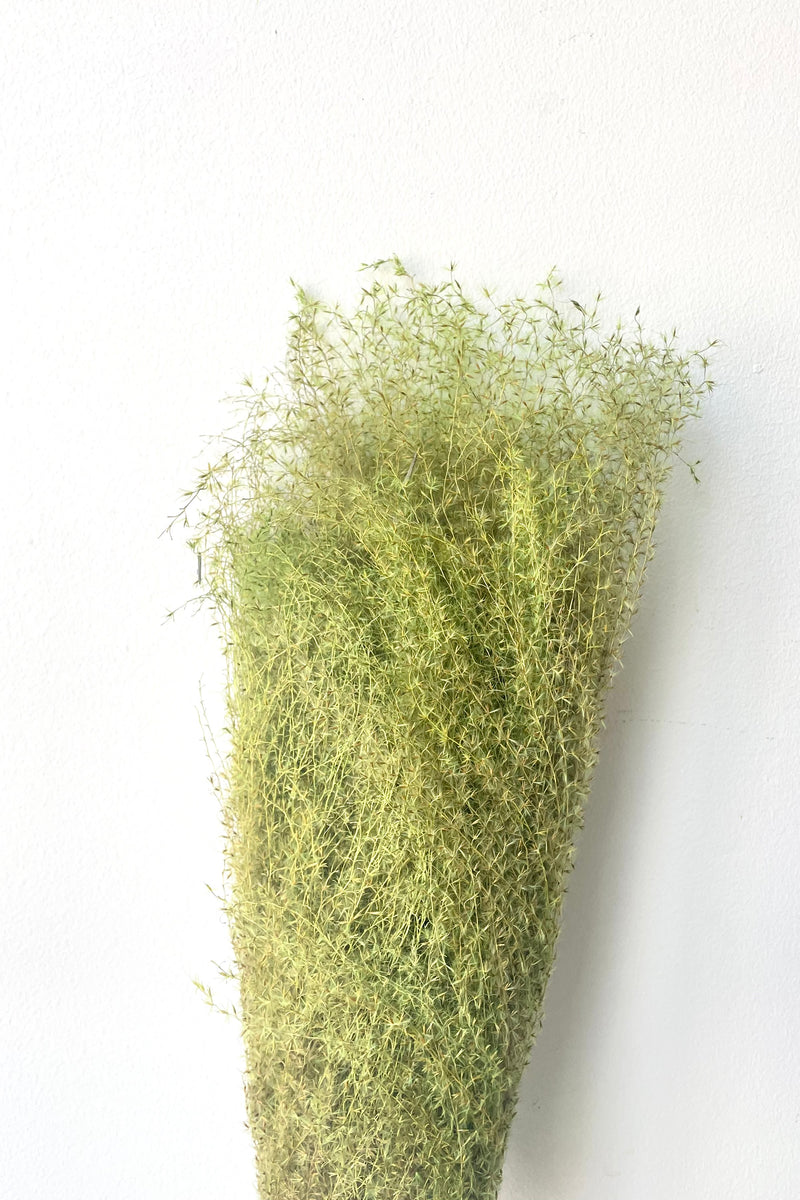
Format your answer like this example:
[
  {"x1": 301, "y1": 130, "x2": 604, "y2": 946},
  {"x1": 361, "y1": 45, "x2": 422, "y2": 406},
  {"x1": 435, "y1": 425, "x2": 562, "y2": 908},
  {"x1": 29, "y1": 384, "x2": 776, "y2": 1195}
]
[{"x1": 183, "y1": 261, "x2": 712, "y2": 1199}]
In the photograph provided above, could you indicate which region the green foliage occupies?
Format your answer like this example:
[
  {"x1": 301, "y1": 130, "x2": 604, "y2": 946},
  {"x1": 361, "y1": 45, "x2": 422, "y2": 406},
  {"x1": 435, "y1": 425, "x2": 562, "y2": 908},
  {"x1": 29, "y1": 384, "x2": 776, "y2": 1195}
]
[{"x1": 181, "y1": 259, "x2": 712, "y2": 1199}]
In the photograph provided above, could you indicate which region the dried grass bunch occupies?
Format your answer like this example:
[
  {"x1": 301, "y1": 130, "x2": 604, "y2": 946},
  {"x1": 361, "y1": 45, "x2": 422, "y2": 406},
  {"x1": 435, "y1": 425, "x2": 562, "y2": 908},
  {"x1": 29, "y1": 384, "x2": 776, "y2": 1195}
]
[{"x1": 180, "y1": 259, "x2": 712, "y2": 1199}]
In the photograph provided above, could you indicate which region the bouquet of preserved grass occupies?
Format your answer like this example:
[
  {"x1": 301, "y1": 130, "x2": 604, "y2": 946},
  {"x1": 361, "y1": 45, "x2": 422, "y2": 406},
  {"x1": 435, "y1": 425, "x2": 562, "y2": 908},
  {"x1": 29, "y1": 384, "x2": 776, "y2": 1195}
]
[{"x1": 181, "y1": 259, "x2": 712, "y2": 1199}]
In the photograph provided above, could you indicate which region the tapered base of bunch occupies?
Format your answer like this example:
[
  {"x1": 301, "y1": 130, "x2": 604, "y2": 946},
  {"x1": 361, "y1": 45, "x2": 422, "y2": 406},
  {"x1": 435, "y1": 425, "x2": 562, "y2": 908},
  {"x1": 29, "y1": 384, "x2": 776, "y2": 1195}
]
[{"x1": 237, "y1": 764, "x2": 576, "y2": 1200}]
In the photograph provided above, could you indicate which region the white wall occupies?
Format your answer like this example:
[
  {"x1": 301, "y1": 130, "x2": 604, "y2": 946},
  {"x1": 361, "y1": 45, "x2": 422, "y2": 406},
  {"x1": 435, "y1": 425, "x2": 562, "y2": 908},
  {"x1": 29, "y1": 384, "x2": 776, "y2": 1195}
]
[{"x1": 2, "y1": 2, "x2": 798, "y2": 1197}]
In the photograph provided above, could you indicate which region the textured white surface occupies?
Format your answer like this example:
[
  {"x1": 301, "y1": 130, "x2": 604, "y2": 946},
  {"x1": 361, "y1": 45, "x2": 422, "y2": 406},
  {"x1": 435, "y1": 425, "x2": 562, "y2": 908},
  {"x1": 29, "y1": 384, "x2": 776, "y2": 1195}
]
[{"x1": 2, "y1": 2, "x2": 799, "y2": 1197}]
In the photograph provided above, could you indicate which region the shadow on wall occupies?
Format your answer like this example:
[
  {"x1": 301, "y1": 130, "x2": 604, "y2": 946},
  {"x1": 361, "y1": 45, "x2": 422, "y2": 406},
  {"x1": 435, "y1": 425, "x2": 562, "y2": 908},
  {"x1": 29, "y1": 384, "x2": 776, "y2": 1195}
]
[
  {"x1": 498, "y1": 420, "x2": 716, "y2": 1199},
  {"x1": 499, "y1": 697, "x2": 652, "y2": 1198}
]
